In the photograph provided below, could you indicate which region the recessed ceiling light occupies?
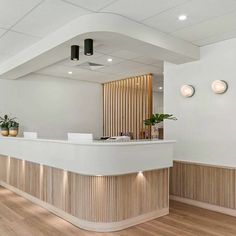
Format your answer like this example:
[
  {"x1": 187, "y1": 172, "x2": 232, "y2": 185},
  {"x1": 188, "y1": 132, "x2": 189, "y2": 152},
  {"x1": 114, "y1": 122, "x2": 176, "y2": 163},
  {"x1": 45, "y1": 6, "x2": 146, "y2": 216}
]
[
  {"x1": 107, "y1": 58, "x2": 113, "y2": 62},
  {"x1": 68, "y1": 71, "x2": 73, "y2": 74},
  {"x1": 178, "y1": 15, "x2": 187, "y2": 21}
]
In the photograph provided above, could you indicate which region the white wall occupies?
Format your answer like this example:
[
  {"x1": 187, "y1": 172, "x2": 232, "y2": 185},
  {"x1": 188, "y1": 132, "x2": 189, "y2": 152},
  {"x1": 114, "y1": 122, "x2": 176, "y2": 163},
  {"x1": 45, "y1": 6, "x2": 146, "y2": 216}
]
[
  {"x1": 153, "y1": 91, "x2": 163, "y2": 114},
  {"x1": 0, "y1": 74, "x2": 103, "y2": 139},
  {"x1": 165, "y1": 37, "x2": 236, "y2": 167}
]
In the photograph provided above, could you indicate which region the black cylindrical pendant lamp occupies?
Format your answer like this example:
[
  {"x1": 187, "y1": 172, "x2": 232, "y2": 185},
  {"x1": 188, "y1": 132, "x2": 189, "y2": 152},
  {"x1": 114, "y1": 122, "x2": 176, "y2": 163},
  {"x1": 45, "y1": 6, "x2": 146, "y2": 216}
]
[
  {"x1": 71, "y1": 45, "x2": 79, "y2": 61},
  {"x1": 84, "y1": 39, "x2": 93, "y2": 56}
]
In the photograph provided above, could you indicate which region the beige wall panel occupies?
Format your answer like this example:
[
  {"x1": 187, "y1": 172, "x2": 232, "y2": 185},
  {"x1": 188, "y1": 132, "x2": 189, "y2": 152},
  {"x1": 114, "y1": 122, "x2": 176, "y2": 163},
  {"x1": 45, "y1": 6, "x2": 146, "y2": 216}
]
[{"x1": 170, "y1": 161, "x2": 236, "y2": 209}]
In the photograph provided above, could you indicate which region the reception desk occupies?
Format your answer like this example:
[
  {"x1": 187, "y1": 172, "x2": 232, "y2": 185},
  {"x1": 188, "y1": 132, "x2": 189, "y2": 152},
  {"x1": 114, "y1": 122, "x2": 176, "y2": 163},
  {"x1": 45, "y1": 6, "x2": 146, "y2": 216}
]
[{"x1": 0, "y1": 137, "x2": 175, "y2": 232}]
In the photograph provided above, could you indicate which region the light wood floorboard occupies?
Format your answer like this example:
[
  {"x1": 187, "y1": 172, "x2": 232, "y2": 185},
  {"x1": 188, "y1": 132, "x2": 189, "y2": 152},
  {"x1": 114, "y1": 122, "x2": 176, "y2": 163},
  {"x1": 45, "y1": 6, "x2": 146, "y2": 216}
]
[{"x1": 0, "y1": 186, "x2": 236, "y2": 236}]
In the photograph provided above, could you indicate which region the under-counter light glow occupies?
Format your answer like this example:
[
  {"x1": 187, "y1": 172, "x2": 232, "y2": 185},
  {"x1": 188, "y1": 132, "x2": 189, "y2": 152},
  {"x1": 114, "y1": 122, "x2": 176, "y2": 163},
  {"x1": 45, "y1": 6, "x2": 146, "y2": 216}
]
[
  {"x1": 107, "y1": 58, "x2": 113, "y2": 62},
  {"x1": 178, "y1": 15, "x2": 187, "y2": 21},
  {"x1": 138, "y1": 171, "x2": 144, "y2": 177},
  {"x1": 211, "y1": 80, "x2": 228, "y2": 94},
  {"x1": 180, "y1": 85, "x2": 195, "y2": 97},
  {"x1": 68, "y1": 71, "x2": 73, "y2": 74}
]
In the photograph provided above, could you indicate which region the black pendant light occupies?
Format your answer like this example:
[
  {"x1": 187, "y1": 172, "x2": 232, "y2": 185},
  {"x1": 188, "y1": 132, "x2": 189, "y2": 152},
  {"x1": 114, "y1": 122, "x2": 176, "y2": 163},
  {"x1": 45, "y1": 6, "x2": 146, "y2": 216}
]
[
  {"x1": 84, "y1": 39, "x2": 93, "y2": 56},
  {"x1": 71, "y1": 45, "x2": 79, "y2": 61}
]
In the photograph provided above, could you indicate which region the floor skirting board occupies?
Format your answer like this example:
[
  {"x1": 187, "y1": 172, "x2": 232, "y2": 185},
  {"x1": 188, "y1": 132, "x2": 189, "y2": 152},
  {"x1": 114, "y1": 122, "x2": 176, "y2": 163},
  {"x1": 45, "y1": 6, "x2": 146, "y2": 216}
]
[{"x1": 170, "y1": 195, "x2": 236, "y2": 217}]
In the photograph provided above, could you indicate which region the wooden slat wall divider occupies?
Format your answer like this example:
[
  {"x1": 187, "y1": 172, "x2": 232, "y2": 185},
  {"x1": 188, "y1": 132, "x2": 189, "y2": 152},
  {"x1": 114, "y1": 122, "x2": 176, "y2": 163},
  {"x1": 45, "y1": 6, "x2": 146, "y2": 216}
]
[
  {"x1": 103, "y1": 74, "x2": 153, "y2": 139},
  {"x1": 0, "y1": 155, "x2": 168, "y2": 224},
  {"x1": 170, "y1": 161, "x2": 236, "y2": 209}
]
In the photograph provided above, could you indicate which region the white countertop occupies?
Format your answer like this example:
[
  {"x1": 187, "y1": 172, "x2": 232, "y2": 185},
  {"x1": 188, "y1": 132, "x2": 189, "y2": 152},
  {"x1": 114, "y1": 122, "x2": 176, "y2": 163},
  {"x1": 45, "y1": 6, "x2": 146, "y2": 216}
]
[
  {"x1": 0, "y1": 136, "x2": 175, "y2": 145},
  {"x1": 0, "y1": 136, "x2": 175, "y2": 176}
]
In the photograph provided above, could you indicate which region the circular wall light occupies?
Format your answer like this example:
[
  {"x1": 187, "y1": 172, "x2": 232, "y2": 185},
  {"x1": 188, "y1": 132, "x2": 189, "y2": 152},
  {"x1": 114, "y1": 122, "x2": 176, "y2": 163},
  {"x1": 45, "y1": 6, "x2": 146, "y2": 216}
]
[
  {"x1": 180, "y1": 85, "x2": 195, "y2": 97},
  {"x1": 211, "y1": 80, "x2": 228, "y2": 94}
]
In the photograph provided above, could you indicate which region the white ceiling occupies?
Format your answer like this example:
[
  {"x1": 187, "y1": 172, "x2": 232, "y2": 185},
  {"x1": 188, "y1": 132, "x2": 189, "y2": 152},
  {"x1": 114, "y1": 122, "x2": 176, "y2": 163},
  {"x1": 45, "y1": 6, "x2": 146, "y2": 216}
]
[
  {"x1": 0, "y1": 0, "x2": 236, "y2": 62},
  {"x1": 0, "y1": 0, "x2": 236, "y2": 83},
  {"x1": 36, "y1": 46, "x2": 164, "y2": 86},
  {"x1": 101, "y1": 0, "x2": 236, "y2": 46}
]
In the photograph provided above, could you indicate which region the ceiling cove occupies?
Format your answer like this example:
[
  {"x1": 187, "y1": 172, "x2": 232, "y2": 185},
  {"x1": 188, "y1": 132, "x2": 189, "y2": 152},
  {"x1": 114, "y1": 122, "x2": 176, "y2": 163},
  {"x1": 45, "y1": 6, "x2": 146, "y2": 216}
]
[{"x1": 0, "y1": 13, "x2": 199, "y2": 80}]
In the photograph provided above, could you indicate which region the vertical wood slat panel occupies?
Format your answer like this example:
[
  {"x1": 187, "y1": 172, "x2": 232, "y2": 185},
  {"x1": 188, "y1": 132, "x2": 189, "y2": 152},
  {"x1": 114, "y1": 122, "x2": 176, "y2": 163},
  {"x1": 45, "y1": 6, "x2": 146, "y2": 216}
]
[
  {"x1": 110, "y1": 82, "x2": 113, "y2": 136},
  {"x1": 170, "y1": 161, "x2": 236, "y2": 209},
  {"x1": 0, "y1": 155, "x2": 168, "y2": 223},
  {"x1": 103, "y1": 74, "x2": 153, "y2": 139},
  {"x1": 24, "y1": 161, "x2": 41, "y2": 198},
  {"x1": 132, "y1": 77, "x2": 136, "y2": 137},
  {"x1": 138, "y1": 76, "x2": 141, "y2": 136},
  {"x1": 108, "y1": 83, "x2": 111, "y2": 136},
  {"x1": 122, "y1": 79, "x2": 126, "y2": 133},
  {"x1": 103, "y1": 84, "x2": 107, "y2": 136},
  {"x1": 130, "y1": 78, "x2": 134, "y2": 136},
  {"x1": 0, "y1": 156, "x2": 7, "y2": 182}
]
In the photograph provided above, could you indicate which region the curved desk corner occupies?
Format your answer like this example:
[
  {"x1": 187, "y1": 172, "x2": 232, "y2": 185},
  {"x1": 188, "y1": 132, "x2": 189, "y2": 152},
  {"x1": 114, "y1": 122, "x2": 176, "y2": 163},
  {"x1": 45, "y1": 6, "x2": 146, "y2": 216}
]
[{"x1": 0, "y1": 137, "x2": 175, "y2": 232}]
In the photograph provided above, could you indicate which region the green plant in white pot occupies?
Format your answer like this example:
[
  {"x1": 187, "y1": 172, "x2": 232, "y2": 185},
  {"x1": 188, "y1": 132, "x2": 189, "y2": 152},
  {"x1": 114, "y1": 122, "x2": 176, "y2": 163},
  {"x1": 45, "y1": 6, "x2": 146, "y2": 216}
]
[{"x1": 144, "y1": 114, "x2": 177, "y2": 139}]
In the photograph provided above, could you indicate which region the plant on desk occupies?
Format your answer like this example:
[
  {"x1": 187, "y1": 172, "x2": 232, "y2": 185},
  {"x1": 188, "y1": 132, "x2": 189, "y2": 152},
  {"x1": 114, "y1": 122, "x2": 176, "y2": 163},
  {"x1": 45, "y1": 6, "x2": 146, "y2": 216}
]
[
  {"x1": 0, "y1": 115, "x2": 19, "y2": 137},
  {"x1": 144, "y1": 114, "x2": 177, "y2": 139},
  {"x1": 8, "y1": 120, "x2": 19, "y2": 137}
]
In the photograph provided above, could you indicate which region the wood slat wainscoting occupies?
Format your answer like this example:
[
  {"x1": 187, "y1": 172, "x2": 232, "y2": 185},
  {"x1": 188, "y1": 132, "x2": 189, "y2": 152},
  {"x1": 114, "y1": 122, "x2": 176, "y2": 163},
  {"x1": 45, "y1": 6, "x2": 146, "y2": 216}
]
[
  {"x1": 0, "y1": 155, "x2": 169, "y2": 232},
  {"x1": 170, "y1": 160, "x2": 236, "y2": 214},
  {"x1": 103, "y1": 74, "x2": 153, "y2": 139}
]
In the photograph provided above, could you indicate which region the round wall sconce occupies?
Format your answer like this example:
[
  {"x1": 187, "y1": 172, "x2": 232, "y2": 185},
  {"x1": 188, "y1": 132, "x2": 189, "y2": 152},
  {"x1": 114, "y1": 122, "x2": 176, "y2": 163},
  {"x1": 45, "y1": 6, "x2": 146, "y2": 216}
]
[
  {"x1": 211, "y1": 80, "x2": 228, "y2": 94},
  {"x1": 180, "y1": 85, "x2": 195, "y2": 97}
]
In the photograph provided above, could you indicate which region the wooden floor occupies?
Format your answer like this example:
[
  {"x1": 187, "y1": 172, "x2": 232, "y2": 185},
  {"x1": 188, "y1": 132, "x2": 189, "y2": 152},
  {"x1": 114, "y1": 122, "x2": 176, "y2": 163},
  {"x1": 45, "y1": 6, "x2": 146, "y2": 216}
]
[{"x1": 0, "y1": 186, "x2": 236, "y2": 236}]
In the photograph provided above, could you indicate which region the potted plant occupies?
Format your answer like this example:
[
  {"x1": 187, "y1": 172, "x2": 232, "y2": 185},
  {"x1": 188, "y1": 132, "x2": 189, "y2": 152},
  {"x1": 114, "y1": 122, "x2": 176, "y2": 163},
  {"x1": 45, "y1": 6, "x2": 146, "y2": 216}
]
[
  {"x1": 144, "y1": 113, "x2": 177, "y2": 139},
  {"x1": 0, "y1": 122, "x2": 9, "y2": 136},
  {"x1": 8, "y1": 120, "x2": 19, "y2": 137},
  {"x1": 0, "y1": 115, "x2": 19, "y2": 137}
]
